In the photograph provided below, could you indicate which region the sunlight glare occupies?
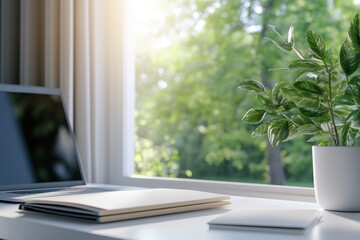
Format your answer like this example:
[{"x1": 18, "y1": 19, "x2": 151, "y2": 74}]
[
  {"x1": 194, "y1": 19, "x2": 206, "y2": 32},
  {"x1": 132, "y1": 0, "x2": 162, "y2": 35},
  {"x1": 132, "y1": 0, "x2": 174, "y2": 49},
  {"x1": 158, "y1": 80, "x2": 168, "y2": 89}
]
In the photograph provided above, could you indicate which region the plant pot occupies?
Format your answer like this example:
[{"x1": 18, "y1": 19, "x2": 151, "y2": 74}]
[{"x1": 313, "y1": 146, "x2": 360, "y2": 211}]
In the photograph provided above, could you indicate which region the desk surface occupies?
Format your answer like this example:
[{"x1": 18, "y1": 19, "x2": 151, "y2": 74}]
[{"x1": 1, "y1": 190, "x2": 360, "y2": 240}]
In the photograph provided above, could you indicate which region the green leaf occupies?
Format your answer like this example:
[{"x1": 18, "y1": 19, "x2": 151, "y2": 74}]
[
  {"x1": 293, "y1": 47, "x2": 304, "y2": 60},
  {"x1": 286, "y1": 123, "x2": 300, "y2": 141},
  {"x1": 252, "y1": 123, "x2": 269, "y2": 137},
  {"x1": 265, "y1": 104, "x2": 282, "y2": 116},
  {"x1": 265, "y1": 38, "x2": 292, "y2": 52},
  {"x1": 288, "y1": 60, "x2": 323, "y2": 72},
  {"x1": 317, "y1": 73, "x2": 328, "y2": 83},
  {"x1": 307, "y1": 132, "x2": 332, "y2": 144},
  {"x1": 333, "y1": 80, "x2": 347, "y2": 98},
  {"x1": 256, "y1": 92, "x2": 272, "y2": 105},
  {"x1": 299, "y1": 108, "x2": 328, "y2": 119},
  {"x1": 348, "y1": 127, "x2": 358, "y2": 146},
  {"x1": 267, "y1": 119, "x2": 289, "y2": 146},
  {"x1": 342, "y1": 87, "x2": 360, "y2": 105},
  {"x1": 348, "y1": 13, "x2": 360, "y2": 50},
  {"x1": 347, "y1": 110, "x2": 360, "y2": 129},
  {"x1": 297, "y1": 124, "x2": 320, "y2": 135},
  {"x1": 348, "y1": 128, "x2": 358, "y2": 146},
  {"x1": 293, "y1": 80, "x2": 325, "y2": 96},
  {"x1": 333, "y1": 105, "x2": 353, "y2": 117},
  {"x1": 306, "y1": 30, "x2": 326, "y2": 60},
  {"x1": 282, "y1": 101, "x2": 297, "y2": 111},
  {"x1": 355, "y1": 88, "x2": 360, "y2": 105},
  {"x1": 341, "y1": 122, "x2": 350, "y2": 146},
  {"x1": 340, "y1": 40, "x2": 360, "y2": 77},
  {"x1": 238, "y1": 80, "x2": 266, "y2": 92},
  {"x1": 281, "y1": 88, "x2": 320, "y2": 108},
  {"x1": 272, "y1": 82, "x2": 289, "y2": 104},
  {"x1": 242, "y1": 108, "x2": 266, "y2": 124},
  {"x1": 287, "y1": 25, "x2": 294, "y2": 45},
  {"x1": 341, "y1": 122, "x2": 358, "y2": 146},
  {"x1": 290, "y1": 115, "x2": 313, "y2": 126},
  {"x1": 348, "y1": 75, "x2": 360, "y2": 85},
  {"x1": 324, "y1": 48, "x2": 336, "y2": 67},
  {"x1": 294, "y1": 71, "x2": 307, "y2": 80},
  {"x1": 339, "y1": 89, "x2": 356, "y2": 105}
]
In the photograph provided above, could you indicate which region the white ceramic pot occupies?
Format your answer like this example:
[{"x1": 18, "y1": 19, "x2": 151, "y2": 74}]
[{"x1": 313, "y1": 146, "x2": 360, "y2": 211}]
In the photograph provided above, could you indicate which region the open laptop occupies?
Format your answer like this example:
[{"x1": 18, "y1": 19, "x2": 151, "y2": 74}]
[{"x1": 0, "y1": 84, "x2": 116, "y2": 203}]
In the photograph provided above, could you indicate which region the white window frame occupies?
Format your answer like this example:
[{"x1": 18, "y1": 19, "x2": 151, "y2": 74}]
[{"x1": 107, "y1": 1, "x2": 316, "y2": 203}]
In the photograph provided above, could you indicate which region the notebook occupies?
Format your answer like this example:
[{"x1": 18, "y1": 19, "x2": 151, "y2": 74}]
[
  {"x1": 208, "y1": 208, "x2": 321, "y2": 233},
  {"x1": 19, "y1": 188, "x2": 230, "y2": 222}
]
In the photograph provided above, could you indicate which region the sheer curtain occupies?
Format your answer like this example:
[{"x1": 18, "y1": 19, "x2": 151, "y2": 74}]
[{"x1": 0, "y1": 0, "x2": 125, "y2": 183}]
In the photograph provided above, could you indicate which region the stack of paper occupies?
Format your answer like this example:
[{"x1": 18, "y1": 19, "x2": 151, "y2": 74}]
[{"x1": 19, "y1": 188, "x2": 230, "y2": 223}]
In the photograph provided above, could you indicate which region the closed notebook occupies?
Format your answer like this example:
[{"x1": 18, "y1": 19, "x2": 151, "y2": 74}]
[
  {"x1": 19, "y1": 188, "x2": 230, "y2": 223},
  {"x1": 208, "y1": 208, "x2": 321, "y2": 233}
]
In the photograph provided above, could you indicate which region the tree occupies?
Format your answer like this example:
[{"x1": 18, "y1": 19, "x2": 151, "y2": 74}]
[{"x1": 135, "y1": 0, "x2": 359, "y2": 186}]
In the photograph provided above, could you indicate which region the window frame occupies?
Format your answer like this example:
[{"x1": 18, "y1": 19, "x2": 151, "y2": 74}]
[{"x1": 107, "y1": 0, "x2": 316, "y2": 203}]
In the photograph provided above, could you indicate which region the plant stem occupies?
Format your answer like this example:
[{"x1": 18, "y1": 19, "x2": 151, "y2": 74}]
[
  {"x1": 293, "y1": 46, "x2": 304, "y2": 60},
  {"x1": 346, "y1": 75, "x2": 354, "y2": 90},
  {"x1": 268, "y1": 68, "x2": 290, "y2": 72},
  {"x1": 326, "y1": 122, "x2": 337, "y2": 143},
  {"x1": 323, "y1": 61, "x2": 340, "y2": 146},
  {"x1": 282, "y1": 113, "x2": 299, "y2": 127}
]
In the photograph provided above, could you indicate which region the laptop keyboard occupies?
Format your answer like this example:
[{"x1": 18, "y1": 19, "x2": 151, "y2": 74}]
[
  {"x1": 8, "y1": 186, "x2": 111, "y2": 195},
  {"x1": 9, "y1": 188, "x2": 65, "y2": 195}
]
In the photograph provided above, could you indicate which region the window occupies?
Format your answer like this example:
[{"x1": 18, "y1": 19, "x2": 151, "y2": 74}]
[{"x1": 124, "y1": 0, "x2": 359, "y2": 198}]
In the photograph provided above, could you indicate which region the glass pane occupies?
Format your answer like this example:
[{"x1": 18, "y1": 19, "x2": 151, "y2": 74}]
[{"x1": 133, "y1": 0, "x2": 358, "y2": 187}]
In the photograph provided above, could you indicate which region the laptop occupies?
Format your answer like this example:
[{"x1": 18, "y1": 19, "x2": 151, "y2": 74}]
[{"x1": 0, "y1": 84, "x2": 116, "y2": 202}]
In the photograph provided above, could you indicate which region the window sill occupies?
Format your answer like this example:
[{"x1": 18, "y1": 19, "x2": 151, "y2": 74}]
[{"x1": 117, "y1": 175, "x2": 316, "y2": 203}]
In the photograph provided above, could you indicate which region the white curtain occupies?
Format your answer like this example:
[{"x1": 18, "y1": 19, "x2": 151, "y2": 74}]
[{"x1": 0, "y1": 0, "x2": 125, "y2": 183}]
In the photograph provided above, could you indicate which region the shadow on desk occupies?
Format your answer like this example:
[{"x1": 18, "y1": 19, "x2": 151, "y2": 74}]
[
  {"x1": 310, "y1": 210, "x2": 360, "y2": 240},
  {"x1": 326, "y1": 211, "x2": 360, "y2": 222}
]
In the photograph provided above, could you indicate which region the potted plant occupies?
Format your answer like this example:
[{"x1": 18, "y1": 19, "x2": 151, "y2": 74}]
[{"x1": 239, "y1": 13, "x2": 360, "y2": 211}]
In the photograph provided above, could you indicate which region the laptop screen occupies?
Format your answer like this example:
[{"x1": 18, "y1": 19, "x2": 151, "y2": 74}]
[{"x1": 0, "y1": 87, "x2": 83, "y2": 188}]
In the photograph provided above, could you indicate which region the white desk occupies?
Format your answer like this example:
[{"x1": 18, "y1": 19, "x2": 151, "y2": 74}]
[{"x1": 1, "y1": 193, "x2": 360, "y2": 240}]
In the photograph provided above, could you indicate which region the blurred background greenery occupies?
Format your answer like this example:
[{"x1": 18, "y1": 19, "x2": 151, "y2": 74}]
[{"x1": 134, "y1": 0, "x2": 359, "y2": 187}]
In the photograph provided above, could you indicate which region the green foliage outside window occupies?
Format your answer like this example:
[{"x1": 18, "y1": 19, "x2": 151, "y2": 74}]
[{"x1": 134, "y1": 0, "x2": 359, "y2": 186}]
